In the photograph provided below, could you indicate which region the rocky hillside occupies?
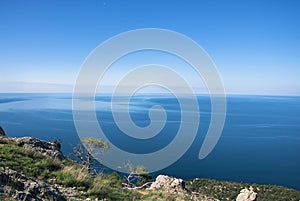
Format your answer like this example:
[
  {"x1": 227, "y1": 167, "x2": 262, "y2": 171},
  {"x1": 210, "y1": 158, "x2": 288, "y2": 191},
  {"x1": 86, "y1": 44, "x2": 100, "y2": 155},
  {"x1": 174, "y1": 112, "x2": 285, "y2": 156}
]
[{"x1": 1, "y1": 134, "x2": 300, "y2": 201}]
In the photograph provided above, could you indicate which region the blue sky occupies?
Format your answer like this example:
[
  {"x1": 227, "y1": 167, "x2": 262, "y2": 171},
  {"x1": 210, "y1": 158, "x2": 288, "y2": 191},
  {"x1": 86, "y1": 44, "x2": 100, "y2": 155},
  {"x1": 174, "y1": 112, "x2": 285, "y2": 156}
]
[{"x1": 0, "y1": 0, "x2": 299, "y2": 95}]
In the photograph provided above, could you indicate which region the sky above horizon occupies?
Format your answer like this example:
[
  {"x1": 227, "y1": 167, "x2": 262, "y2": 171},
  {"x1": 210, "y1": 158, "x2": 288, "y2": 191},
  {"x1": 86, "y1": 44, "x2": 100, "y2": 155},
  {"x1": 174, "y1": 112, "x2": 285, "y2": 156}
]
[{"x1": 0, "y1": 0, "x2": 300, "y2": 95}]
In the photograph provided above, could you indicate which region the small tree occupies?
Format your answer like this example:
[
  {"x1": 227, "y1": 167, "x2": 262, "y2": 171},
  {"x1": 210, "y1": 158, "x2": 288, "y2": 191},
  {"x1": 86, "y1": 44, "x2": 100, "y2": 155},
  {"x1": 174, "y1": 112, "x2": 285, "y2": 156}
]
[
  {"x1": 52, "y1": 139, "x2": 61, "y2": 150},
  {"x1": 123, "y1": 164, "x2": 152, "y2": 189},
  {"x1": 73, "y1": 138, "x2": 109, "y2": 174}
]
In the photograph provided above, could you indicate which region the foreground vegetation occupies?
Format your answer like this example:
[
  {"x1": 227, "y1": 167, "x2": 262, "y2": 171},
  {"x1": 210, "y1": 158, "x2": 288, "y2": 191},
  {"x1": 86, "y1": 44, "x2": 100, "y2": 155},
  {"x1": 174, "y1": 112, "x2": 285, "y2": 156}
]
[
  {"x1": 0, "y1": 137, "x2": 178, "y2": 200},
  {"x1": 1, "y1": 136, "x2": 300, "y2": 201},
  {"x1": 187, "y1": 178, "x2": 300, "y2": 201},
  {"x1": 0, "y1": 137, "x2": 141, "y2": 200}
]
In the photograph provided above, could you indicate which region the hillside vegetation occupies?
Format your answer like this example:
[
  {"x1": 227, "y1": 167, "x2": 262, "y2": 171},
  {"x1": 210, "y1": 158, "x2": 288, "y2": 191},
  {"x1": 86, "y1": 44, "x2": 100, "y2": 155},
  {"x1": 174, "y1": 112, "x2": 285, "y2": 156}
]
[{"x1": 1, "y1": 136, "x2": 300, "y2": 201}]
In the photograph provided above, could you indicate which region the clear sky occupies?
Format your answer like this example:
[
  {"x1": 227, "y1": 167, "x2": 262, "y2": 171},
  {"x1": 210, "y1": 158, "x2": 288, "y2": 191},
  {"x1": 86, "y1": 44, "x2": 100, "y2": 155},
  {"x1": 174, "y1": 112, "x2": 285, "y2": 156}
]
[{"x1": 0, "y1": 0, "x2": 299, "y2": 95}]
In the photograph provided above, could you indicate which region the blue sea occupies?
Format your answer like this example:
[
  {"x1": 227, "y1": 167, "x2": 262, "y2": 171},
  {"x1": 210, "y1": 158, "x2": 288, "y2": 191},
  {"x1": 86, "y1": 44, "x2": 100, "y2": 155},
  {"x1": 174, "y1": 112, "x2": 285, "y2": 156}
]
[{"x1": 0, "y1": 93, "x2": 299, "y2": 190}]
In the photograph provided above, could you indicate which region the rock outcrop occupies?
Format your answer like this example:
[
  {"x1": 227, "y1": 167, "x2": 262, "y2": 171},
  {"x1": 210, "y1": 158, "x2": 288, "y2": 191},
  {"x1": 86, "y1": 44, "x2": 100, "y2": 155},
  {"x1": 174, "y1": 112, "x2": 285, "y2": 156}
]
[
  {"x1": 149, "y1": 174, "x2": 186, "y2": 193},
  {"x1": 0, "y1": 167, "x2": 65, "y2": 201},
  {"x1": 236, "y1": 187, "x2": 257, "y2": 201},
  {"x1": 0, "y1": 126, "x2": 6, "y2": 136},
  {"x1": 149, "y1": 175, "x2": 219, "y2": 201},
  {"x1": 15, "y1": 137, "x2": 64, "y2": 160}
]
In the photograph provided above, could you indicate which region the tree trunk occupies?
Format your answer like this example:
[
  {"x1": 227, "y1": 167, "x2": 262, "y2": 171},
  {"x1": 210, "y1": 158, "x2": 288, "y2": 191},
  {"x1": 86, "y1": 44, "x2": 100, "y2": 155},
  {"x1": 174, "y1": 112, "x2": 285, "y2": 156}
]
[{"x1": 86, "y1": 152, "x2": 92, "y2": 173}]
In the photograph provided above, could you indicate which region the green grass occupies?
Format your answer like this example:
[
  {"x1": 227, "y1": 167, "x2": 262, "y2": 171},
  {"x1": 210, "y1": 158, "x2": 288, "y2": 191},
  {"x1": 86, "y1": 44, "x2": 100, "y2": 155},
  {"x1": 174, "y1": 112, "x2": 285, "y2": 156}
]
[
  {"x1": 0, "y1": 138, "x2": 68, "y2": 180},
  {"x1": 87, "y1": 173, "x2": 141, "y2": 200},
  {"x1": 1, "y1": 136, "x2": 300, "y2": 201},
  {"x1": 53, "y1": 165, "x2": 141, "y2": 200},
  {"x1": 141, "y1": 191, "x2": 177, "y2": 201},
  {"x1": 187, "y1": 178, "x2": 300, "y2": 201},
  {"x1": 53, "y1": 164, "x2": 93, "y2": 190},
  {"x1": 0, "y1": 137, "x2": 142, "y2": 200}
]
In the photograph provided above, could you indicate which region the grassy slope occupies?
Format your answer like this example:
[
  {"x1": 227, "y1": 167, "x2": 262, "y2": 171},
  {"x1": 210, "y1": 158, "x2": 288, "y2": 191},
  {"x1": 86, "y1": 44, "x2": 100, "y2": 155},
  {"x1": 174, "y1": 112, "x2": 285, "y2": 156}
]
[
  {"x1": 187, "y1": 178, "x2": 300, "y2": 201},
  {"x1": 0, "y1": 137, "x2": 141, "y2": 200},
  {"x1": 1, "y1": 137, "x2": 300, "y2": 201}
]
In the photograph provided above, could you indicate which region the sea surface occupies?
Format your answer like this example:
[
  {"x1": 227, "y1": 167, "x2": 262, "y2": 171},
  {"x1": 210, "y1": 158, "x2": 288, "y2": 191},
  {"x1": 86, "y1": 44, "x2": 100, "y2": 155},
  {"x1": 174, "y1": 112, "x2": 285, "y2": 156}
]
[{"x1": 0, "y1": 93, "x2": 299, "y2": 190}]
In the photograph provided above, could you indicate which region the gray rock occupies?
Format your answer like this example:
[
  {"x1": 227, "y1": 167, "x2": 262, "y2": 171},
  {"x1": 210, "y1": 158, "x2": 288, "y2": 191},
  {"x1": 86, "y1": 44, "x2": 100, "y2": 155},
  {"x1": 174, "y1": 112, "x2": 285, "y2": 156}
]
[
  {"x1": 0, "y1": 167, "x2": 66, "y2": 201},
  {"x1": 15, "y1": 137, "x2": 64, "y2": 160},
  {"x1": 149, "y1": 175, "x2": 219, "y2": 201},
  {"x1": 236, "y1": 187, "x2": 257, "y2": 201},
  {"x1": 0, "y1": 126, "x2": 6, "y2": 136},
  {"x1": 149, "y1": 175, "x2": 186, "y2": 192}
]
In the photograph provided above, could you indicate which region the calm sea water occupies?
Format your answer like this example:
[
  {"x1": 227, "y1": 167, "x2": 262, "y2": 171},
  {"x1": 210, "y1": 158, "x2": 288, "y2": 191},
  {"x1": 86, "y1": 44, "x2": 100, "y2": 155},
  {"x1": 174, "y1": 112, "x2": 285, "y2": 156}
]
[{"x1": 0, "y1": 93, "x2": 299, "y2": 190}]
